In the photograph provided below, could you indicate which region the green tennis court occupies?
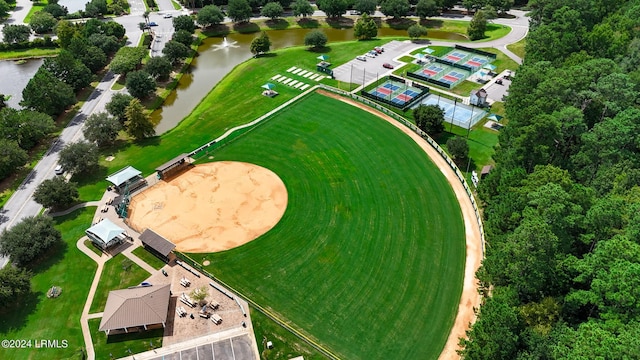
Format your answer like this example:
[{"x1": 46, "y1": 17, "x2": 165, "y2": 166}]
[{"x1": 190, "y1": 93, "x2": 466, "y2": 359}]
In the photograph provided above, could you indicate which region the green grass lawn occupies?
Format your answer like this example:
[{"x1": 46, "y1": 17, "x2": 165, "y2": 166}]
[
  {"x1": 131, "y1": 246, "x2": 166, "y2": 270},
  {"x1": 24, "y1": 0, "x2": 48, "y2": 23},
  {"x1": 89, "y1": 318, "x2": 163, "y2": 359},
  {"x1": 0, "y1": 48, "x2": 59, "y2": 60},
  {"x1": 507, "y1": 37, "x2": 526, "y2": 59},
  {"x1": 89, "y1": 254, "x2": 151, "y2": 313},
  {"x1": 251, "y1": 306, "x2": 325, "y2": 360},
  {"x1": 187, "y1": 93, "x2": 466, "y2": 359},
  {"x1": 84, "y1": 239, "x2": 104, "y2": 256},
  {"x1": 0, "y1": 208, "x2": 97, "y2": 360}
]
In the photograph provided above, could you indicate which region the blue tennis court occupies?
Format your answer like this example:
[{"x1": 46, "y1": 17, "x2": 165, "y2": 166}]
[
  {"x1": 383, "y1": 83, "x2": 400, "y2": 91},
  {"x1": 403, "y1": 89, "x2": 419, "y2": 97},
  {"x1": 413, "y1": 94, "x2": 486, "y2": 129}
]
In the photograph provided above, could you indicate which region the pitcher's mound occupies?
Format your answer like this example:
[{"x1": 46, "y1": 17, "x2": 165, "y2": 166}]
[{"x1": 128, "y1": 162, "x2": 288, "y2": 252}]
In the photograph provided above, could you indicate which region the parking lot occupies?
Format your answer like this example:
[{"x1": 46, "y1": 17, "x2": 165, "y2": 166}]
[{"x1": 332, "y1": 40, "x2": 419, "y2": 87}]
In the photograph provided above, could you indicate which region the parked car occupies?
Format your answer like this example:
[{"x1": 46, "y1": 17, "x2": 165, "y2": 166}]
[
  {"x1": 383, "y1": 63, "x2": 394, "y2": 69},
  {"x1": 163, "y1": 13, "x2": 173, "y2": 18},
  {"x1": 368, "y1": 50, "x2": 378, "y2": 56},
  {"x1": 375, "y1": 46, "x2": 384, "y2": 53},
  {"x1": 350, "y1": 10, "x2": 361, "y2": 15},
  {"x1": 356, "y1": 55, "x2": 367, "y2": 61},
  {"x1": 54, "y1": 165, "x2": 64, "y2": 175},
  {"x1": 365, "y1": 52, "x2": 376, "y2": 58},
  {"x1": 149, "y1": 22, "x2": 158, "y2": 26}
]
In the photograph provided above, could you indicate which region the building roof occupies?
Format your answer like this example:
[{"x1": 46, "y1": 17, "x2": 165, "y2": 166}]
[
  {"x1": 99, "y1": 284, "x2": 171, "y2": 332},
  {"x1": 106, "y1": 166, "x2": 142, "y2": 187},
  {"x1": 139, "y1": 229, "x2": 176, "y2": 257},
  {"x1": 155, "y1": 154, "x2": 190, "y2": 172},
  {"x1": 85, "y1": 219, "x2": 125, "y2": 246},
  {"x1": 481, "y1": 165, "x2": 494, "y2": 175}
]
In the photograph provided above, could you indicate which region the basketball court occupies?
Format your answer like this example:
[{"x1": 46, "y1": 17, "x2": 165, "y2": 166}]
[{"x1": 127, "y1": 162, "x2": 288, "y2": 253}]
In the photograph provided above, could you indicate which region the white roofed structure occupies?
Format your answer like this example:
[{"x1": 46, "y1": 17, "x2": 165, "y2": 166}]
[{"x1": 85, "y1": 218, "x2": 127, "y2": 249}]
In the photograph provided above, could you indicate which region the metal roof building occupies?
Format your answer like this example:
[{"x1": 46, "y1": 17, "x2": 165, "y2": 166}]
[{"x1": 99, "y1": 284, "x2": 171, "y2": 335}]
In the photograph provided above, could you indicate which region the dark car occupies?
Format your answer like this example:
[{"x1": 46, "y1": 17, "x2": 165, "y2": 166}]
[
  {"x1": 149, "y1": 22, "x2": 158, "y2": 26},
  {"x1": 382, "y1": 63, "x2": 394, "y2": 69}
]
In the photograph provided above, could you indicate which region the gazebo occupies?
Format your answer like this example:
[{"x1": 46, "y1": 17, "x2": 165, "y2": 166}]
[
  {"x1": 106, "y1": 166, "x2": 146, "y2": 194},
  {"x1": 99, "y1": 284, "x2": 171, "y2": 335},
  {"x1": 85, "y1": 218, "x2": 128, "y2": 250}
]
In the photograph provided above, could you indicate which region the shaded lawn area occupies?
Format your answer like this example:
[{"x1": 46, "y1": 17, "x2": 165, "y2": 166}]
[
  {"x1": 250, "y1": 306, "x2": 325, "y2": 360},
  {"x1": 84, "y1": 239, "x2": 104, "y2": 256},
  {"x1": 0, "y1": 208, "x2": 97, "y2": 360},
  {"x1": 89, "y1": 318, "x2": 163, "y2": 359},
  {"x1": 187, "y1": 93, "x2": 465, "y2": 359},
  {"x1": 75, "y1": 40, "x2": 410, "y2": 201},
  {"x1": 89, "y1": 254, "x2": 151, "y2": 313},
  {"x1": 131, "y1": 246, "x2": 166, "y2": 270},
  {"x1": 507, "y1": 37, "x2": 526, "y2": 59}
]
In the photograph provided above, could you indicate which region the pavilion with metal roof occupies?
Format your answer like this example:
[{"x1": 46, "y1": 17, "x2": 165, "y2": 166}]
[{"x1": 99, "y1": 284, "x2": 171, "y2": 335}]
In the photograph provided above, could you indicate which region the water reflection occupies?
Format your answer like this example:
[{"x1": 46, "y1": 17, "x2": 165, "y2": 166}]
[{"x1": 0, "y1": 59, "x2": 44, "y2": 109}]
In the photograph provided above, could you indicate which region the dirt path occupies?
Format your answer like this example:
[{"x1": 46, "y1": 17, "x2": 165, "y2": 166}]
[{"x1": 318, "y1": 90, "x2": 482, "y2": 359}]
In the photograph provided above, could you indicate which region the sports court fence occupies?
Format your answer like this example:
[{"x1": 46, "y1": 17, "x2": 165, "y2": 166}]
[
  {"x1": 319, "y1": 84, "x2": 486, "y2": 256},
  {"x1": 174, "y1": 251, "x2": 341, "y2": 359},
  {"x1": 455, "y1": 45, "x2": 497, "y2": 59},
  {"x1": 434, "y1": 57, "x2": 475, "y2": 72}
]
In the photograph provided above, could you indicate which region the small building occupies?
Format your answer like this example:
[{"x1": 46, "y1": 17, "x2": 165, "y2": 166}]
[
  {"x1": 470, "y1": 89, "x2": 488, "y2": 107},
  {"x1": 154, "y1": 154, "x2": 193, "y2": 180},
  {"x1": 85, "y1": 218, "x2": 128, "y2": 250},
  {"x1": 139, "y1": 229, "x2": 176, "y2": 262},
  {"x1": 481, "y1": 165, "x2": 494, "y2": 179},
  {"x1": 99, "y1": 284, "x2": 171, "y2": 335},
  {"x1": 106, "y1": 166, "x2": 147, "y2": 194}
]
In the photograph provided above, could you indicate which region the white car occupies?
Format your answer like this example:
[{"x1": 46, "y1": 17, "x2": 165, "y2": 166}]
[
  {"x1": 356, "y1": 55, "x2": 366, "y2": 61},
  {"x1": 54, "y1": 165, "x2": 64, "y2": 175},
  {"x1": 365, "y1": 52, "x2": 376, "y2": 58},
  {"x1": 163, "y1": 13, "x2": 173, "y2": 18}
]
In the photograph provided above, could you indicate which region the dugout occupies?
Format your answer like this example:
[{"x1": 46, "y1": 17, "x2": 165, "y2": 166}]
[
  {"x1": 139, "y1": 229, "x2": 176, "y2": 262},
  {"x1": 155, "y1": 154, "x2": 194, "y2": 180}
]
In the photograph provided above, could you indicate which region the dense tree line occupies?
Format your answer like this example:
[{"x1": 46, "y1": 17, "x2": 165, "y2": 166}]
[{"x1": 462, "y1": 0, "x2": 640, "y2": 358}]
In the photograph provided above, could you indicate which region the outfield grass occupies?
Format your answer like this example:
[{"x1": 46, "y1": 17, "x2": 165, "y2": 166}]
[
  {"x1": 0, "y1": 208, "x2": 97, "y2": 360},
  {"x1": 187, "y1": 93, "x2": 466, "y2": 359},
  {"x1": 250, "y1": 306, "x2": 325, "y2": 360},
  {"x1": 131, "y1": 246, "x2": 166, "y2": 270},
  {"x1": 89, "y1": 253, "x2": 151, "y2": 313},
  {"x1": 89, "y1": 318, "x2": 163, "y2": 359}
]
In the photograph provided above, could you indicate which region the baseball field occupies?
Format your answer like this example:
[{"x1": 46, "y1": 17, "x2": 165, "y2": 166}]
[{"x1": 187, "y1": 92, "x2": 466, "y2": 359}]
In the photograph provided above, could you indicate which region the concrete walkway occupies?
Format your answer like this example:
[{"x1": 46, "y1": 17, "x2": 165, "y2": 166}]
[{"x1": 48, "y1": 201, "x2": 101, "y2": 217}]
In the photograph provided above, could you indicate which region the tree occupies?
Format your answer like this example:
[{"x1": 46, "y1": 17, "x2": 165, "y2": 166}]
[
  {"x1": 261, "y1": 2, "x2": 284, "y2": 20},
  {"x1": 467, "y1": 9, "x2": 488, "y2": 41},
  {"x1": 446, "y1": 136, "x2": 469, "y2": 162},
  {"x1": 0, "y1": 266, "x2": 32, "y2": 309},
  {"x1": 21, "y1": 69, "x2": 76, "y2": 116},
  {"x1": 109, "y1": 46, "x2": 147, "y2": 75},
  {"x1": 125, "y1": 98, "x2": 155, "y2": 140},
  {"x1": 83, "y1": 111, "x2": 122, "y2": 147},
  {"x1": 84, "y1": 0, "x2": 107, "y2": 17},
  {"x1": 55, "y1": 20, "x2": 78, "y2": 48},
  {"x1": 353, "y1": 13, "x2": 378, "y2": 40},
  {"x1": 172, "y1": 29, "x2": 194, "y2": 47},
  {"x1": 33, "y1": 177, "x2": 79, "y2": 209},
  {"x1": 0, "y1": 0, "x2": 10, "y2": 18},
  {"x1": 416, "y1": 0, "x2": 439, "y2": 19},
  {"x1": 407, "y1": 24, "x2": 427, "y2": 40},
  {"x1": 162, "y1": 40, "x2": 191, "y2": 64},
  {"x1": 462, "y1": 0, "x2": 486, "y2": 12},
  {"x1": 42, "y1": 50, "x2": 92, "y2": 91},
  {"x1": 250, "y1": 31, "x2": 271, "y2": 56},
  {"x1": 0, "y1": 108, "x2": 56, "y2": 150},
  {"x1": 79, "y1": 45, "x2": 108, "y2": 73},
  {"x1": 292, "y1": 0, "x2": 313, "y2": 17},
  {"x1": 29, "y1": 11, "x2": 57, "y2": 34},
  {"x1": 227, "y1": 0, "x2": 252, "y2": 23},
  {"x1": 173, "y1": 15, "x2": 196, "y2": 34},
  {"x1": 43, "y1": 3, "x2": 69, "y2": 18},
  {"x1": 87, "y1": 33, "x2": 121, "y2": 54},
  {"x1": 144, "y1": 56, "x2": 172, "y2": 80},
  {"x1": 0, "y1": 139, "x2": 28, "y2": 180},
  {"x1": 197, "y1": 5, "x2": 224, "y2": 27},
  {"x1": 0, "y1": 215, "x2": 62, "y2": 267},
  {"x1": 413, "y1": 104, "x2": 444, "y2": 134},
  {"x1": 379, "y1": 0, "x2": 410, "y2": 19},
  {"x1": 304, "y1": 30, "x2": 328, "y2": 49},
  {"x1": 106, "y1": 93, "x2": 134, "y2": 124},
  {"x1": 3, "y1": 24, "x2": 31, "y2": 43},
  {"x1": 58, "y1": 141, "x2": 99, "y2": 174},
  {"x1": 316, "y1": 0, "x2": 348, "y2": 18},
  {"x1": 126, "y1": 70, "x2": 156, "y2": 99},
  {"x1": 354, "y1": 0, "x2": 377, "y2": 15},
  {"x1": 489, "y1": 0, "x2": 513, "y2": 14},
  {"x1": 101, "y1": 19, "x2": 126, "y2": 39}
]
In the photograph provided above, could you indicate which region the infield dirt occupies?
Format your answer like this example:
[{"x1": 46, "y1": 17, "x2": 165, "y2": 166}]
[{"x1": 128, "y1": 162, "x2": 288, "y2": 252}]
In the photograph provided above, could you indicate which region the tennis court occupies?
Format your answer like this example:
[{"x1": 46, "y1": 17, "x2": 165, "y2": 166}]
[
  {"x1": 414, "y1": 94, "x2": 486, "y2": 129},
  {"x1": 444, "y1": 51, "x2": 467, "y2": 62},
  {"x1": 421, "y1": 64, "x2": 444, "y2": 78},
  {"x1": 367, "y1": 79, "x2": 425, "y2": 107},
  {"x1": 442, "y1": 49, "x2": 494, "y2": 71},
  {"x1": 439, "y1": 70, "x2": 466, "y2": 86}
]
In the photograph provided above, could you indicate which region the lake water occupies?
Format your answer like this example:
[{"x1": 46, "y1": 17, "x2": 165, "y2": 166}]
[
  {"x1": 0, "y1": 59, "x2": 44, "y2": 109},
  {"x1": 58, "y1": 0, "x2": 86, "y2": 14}
]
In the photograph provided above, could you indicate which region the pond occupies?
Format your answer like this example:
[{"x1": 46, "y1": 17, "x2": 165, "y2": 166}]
[
  {"x1": 58, "y1": 0, "x2": 86, "y2": 15},
  {"x1": 152, "y1": 27, "x2": 467, "y2": 134},
  {"x1": 0, "y1": 58, "x2": 44, "y2": 109}
]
